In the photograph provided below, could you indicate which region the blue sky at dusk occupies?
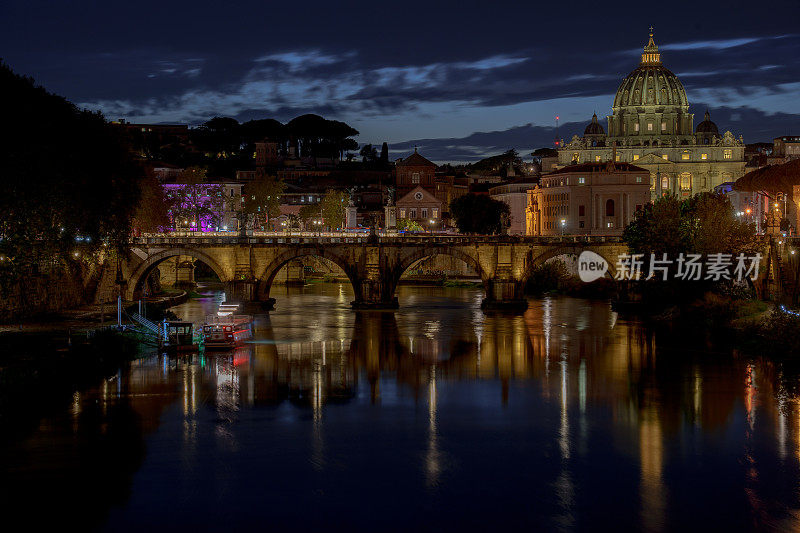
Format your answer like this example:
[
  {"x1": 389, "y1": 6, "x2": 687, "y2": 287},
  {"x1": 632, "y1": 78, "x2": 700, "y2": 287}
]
[{"x1": 2, "y1": 0, "x2": 799, "y2": 162}]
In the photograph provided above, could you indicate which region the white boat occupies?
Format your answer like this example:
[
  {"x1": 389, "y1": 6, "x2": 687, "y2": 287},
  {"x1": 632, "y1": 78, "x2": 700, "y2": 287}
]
[{"x1": 202, "y1": 314, "x2": 253, "y2": 350}]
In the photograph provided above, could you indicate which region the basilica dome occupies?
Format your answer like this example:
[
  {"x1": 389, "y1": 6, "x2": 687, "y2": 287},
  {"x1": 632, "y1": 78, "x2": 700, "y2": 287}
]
[
  {"x1": 612, "y1": 32, "x2": 689, "y2": 110},
  {"x1": 584, "y1": 113, "x2": 605, "y2": 135},
  {"x1": 696, "y1": 110, "x2": 719, "y2": 134}
]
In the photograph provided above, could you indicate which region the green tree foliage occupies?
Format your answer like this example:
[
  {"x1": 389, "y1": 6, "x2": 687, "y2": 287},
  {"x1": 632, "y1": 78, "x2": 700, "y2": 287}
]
[
  {"x1": 0, "y1": 61, "x2": 144, "y2": 289},
  {"x1": 624, "y1": 193, "x2": 759, "y2": 258},
  {"x1": 243, "y1": 176, "x2": 286, "y2": 229},
  {"x1": 298, "y1": 203, "x2": 322, "y2": 228},
  {"x1": 319, "y1": 190, "x2": 349, "y2": 230},
  {"x1": 449, "y1": 194, "x2": 511, "y2": 235},
  {"x1": 623, "y1": 193, "x2": 760, "y2": 304},
  {"x1": 396, "y1": 218, "x2": 423, "y2": 232},
  {"x1": 380, "y1": 142, "x2": 389, "y2": 163},
  {"x1": 359, "y1": 144, "x2": 378, "y2": 163}
]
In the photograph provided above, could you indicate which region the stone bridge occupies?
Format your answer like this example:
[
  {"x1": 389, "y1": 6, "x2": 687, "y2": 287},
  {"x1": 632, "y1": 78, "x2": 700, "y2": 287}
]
[
  {"x1": 110, "y1": 234, "x2": 629, "y2": 311},
  {"x1": 92, "y1": 233, "x2": 800, "y2": 312}
]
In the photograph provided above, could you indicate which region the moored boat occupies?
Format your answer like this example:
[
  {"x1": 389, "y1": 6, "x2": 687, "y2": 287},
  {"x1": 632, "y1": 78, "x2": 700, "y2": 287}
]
[{"x1": 202, "y1": 314, "x2": 253, "y2": 349}]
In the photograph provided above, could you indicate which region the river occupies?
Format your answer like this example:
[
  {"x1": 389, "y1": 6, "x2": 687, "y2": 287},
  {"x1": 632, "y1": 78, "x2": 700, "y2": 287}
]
[{"x1": 2, "y1": 283, "x2": 800, "y2": 531}]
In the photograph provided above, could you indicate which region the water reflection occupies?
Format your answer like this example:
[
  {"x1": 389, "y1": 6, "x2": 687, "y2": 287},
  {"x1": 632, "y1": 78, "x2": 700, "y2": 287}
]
[{"x1": 3, "y1": 285, "x2": 800, "y2": 531}]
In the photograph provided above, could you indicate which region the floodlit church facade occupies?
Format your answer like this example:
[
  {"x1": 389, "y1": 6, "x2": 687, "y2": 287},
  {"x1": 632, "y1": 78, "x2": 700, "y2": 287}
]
[{"x1": 558, "y1": 30, "x2": 746, "y2": 199}]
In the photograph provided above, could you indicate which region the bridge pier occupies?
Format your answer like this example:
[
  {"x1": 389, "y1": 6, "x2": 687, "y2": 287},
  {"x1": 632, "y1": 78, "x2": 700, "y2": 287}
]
[
  {"x1": 351, "y1": 275, "x2": 399, "y2": 310},
  {"x1": 481, "y1": 279, "x2": 528, "y2": 311}
]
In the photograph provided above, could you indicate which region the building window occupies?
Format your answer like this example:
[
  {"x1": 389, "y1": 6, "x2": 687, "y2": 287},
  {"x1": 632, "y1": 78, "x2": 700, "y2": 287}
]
[
  {"x1": 572, "y1": 152, "x2": 579, "y2": 162},
  {"x1": 595, "y1": 155, "x2": 601, "y2": 162},
  {"x1": 607, "y1": 222, "x2": 614, "y2": 228},
  {"x1": 661, "y1": 122, "x2": 667, "y2": 131},
  {"x1": 399, "y1": 208, "x2": 406, "y2": 219},
  {"x1": 421, "y1": 208, "x2": 428, "y2": 219},
  {"x1": 578, "y1": 177, "x2": 585, "y2": 184},
  {"x1": 724, "y1": 149, "x2": 732, "y2": 159},
  {"x1": 662, "y1": 154, "x2": 669, "y2": 160},
  {"x1": 636, "y1": 176, "x2": 643, "y2": 183},
  {"x1": 615, "y1": 153, "x2": 621, "y2": 162},
  {"x1": 633, "y1": 154, "x2": 640, "y2": 161},
  {"x1": 579, "y1": 205, "x2": 585, "y2": 216},
  {"x1": 606, "y1": 199, "x2": 615, "y2": 217},
  {"x1": 410, "y1": 208, "x2": 417, "y2": 218},
  {"x1": 230, "y1": 189, "x2": 235, "y2": 197},
  {"x1": 701, "y1": 153, "x2": 708, "y2": 160},
  {"x1": 650, "y1": 175, "x2": 656, "y2": 190},
  {"x1": 579, "y1": 221, "x2": 585, "y2": 228},
  {"x1": 680, "y1": 172, "x2": 691, "y2": 189},
  {"x1": 412, "y1": 172, "x2": 420, "y2": 184},
  {"x1": 432, "y1": 208, "x2": 438, "y2": 218},
  {"x1": 634, "y1": 123, "x2": 640, "y2": 132},
  {"x1": 661, "y1": 176, "x2": 669, "y2": 190},
  {"x1": 647, "y1": 122, "x2": 653, "y2": 131},
  {"x1": 682, "y1": 151, "x2": 690, "y2": 160}
]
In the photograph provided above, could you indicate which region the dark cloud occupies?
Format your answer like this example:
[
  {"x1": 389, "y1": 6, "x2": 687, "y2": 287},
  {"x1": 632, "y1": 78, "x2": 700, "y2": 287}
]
[{"x1": 2, "y1": 0, "x2": 799, "y2": 160}]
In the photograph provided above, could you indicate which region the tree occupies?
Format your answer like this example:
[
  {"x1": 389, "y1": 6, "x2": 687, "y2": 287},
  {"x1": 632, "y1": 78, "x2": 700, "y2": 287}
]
[
  {"x1": 319, "y1": 190, "x2": 349, "y2": 230},
  {"x1": 132, "y1": 168, "x2": 170, "y2": 233},
  {"x1": 0, "y1": 61, "x2": 144, "y2": 298},
  {"x1": 360, "y1": 144, "x2": 378, "y2": 164},
  {"x1": 380, "y1": 142, "x2": 389, "y2": 164},
  {"x1": 449, "y1": 194, "x2": 511, "y2": 234},
  {"x1": 298, "y1": 203, "x2": 322, "y2": 230},
  {"x1": 623, "y1": 192, "x2": 759, "y2": 304},
  {"x1": 397, "y1": 218, "x2": 423, "y2": 232},
  {"x1": 243, "y1": 175, "x2": 286, "y2": 230},
  {"x1": 167, "y1": 167, "x2": 224, "y2": 230}
]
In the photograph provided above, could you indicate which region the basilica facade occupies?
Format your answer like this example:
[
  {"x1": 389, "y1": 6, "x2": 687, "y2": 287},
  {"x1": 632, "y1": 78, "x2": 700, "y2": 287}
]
[{"x1": 558, "y1": 31, "x2": 746, "y2": 199}]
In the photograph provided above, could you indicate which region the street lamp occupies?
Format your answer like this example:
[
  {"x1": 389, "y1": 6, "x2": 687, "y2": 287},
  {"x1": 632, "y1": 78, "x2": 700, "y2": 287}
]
[
  {"x1": 429, "y1": 218, "x2": 436, "y2": 234},
  {"x1": 560, "y1": 218, "x2": 566, "y2": 236}
]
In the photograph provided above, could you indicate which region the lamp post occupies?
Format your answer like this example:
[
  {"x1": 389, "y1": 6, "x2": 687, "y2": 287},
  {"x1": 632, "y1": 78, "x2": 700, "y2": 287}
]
[
  {"x1": 429, "y1": 218, "x2": 436, "y2": 234},
  {"x1": 560, "y1": 218, "x2": 566, "y2": 236}
]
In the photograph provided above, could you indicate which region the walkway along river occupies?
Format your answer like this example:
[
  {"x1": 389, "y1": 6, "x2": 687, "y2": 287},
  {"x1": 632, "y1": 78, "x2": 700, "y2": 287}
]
[{"x1": 2, "y1": 283, "x2": 800, "y2": 531}]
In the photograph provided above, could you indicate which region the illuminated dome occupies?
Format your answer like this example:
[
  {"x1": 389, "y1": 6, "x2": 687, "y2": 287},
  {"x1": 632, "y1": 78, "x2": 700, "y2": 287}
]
[{"x1": 612, "y1": 31, "x2": 689, "y2": 110}]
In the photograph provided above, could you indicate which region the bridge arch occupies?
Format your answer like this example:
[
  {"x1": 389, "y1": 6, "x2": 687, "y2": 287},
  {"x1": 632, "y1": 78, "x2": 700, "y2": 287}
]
[
  {"x1": 525, "y1": 245, "x2": 619, "y2": 283},
  {"x1": 392, "y1": 247, "x2": 489, "y2": 296},
  {"x1": 257, "y1": 248, "x2": 359, "y2": 300},
  {"x1": 126, "y1": 247, "x2": 229, "y2": 300}
]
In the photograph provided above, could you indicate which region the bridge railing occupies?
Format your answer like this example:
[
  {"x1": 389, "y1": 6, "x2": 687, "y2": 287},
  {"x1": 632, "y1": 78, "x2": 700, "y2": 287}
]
[{"x1": 132, "y1": 232, "x2": 625, "y2": 246}]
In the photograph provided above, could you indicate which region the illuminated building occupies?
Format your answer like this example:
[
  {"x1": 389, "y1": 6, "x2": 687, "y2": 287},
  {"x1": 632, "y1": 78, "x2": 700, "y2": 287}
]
[{"x1": 557, "y1": 30, "x2": 746, "y2": 199}]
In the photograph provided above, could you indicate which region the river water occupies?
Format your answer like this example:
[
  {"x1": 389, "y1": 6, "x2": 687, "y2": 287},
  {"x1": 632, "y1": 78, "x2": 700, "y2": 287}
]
[{"x1": 3, "y1": 284, "x2": 800, "y2": 531}]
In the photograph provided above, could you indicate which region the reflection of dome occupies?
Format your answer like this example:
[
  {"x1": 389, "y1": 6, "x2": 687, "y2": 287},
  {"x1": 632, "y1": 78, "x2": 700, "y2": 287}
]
[
  {"x1": 696, "y1": 110, "x2": 719, "y2": 134},
  {"x1": 612, "y1": 31, "x2": 689, "y2": 110},
  {"x1": 584, "y1": 113, "x2": 605, "y2": 135}
]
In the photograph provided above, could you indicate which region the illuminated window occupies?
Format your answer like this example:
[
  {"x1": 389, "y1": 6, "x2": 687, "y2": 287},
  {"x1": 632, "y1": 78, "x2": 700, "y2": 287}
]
[
  {"x1": 647, "y1": 122, "x2": 653, "y2": 131},
  {"x1": 636, "y1": 176, "x2": 643, "y2": 183},
  {"x1": 572, "y1": 152, "x2": 579, "y2": 162},
  {"x1": 399, "y1": 208, "x2": 406, "y2": 218},
  {"x1": 661, "y1": 176, "x2": 669, "y2": 189},
  {"x1": 432, "y1": 208, "x2": 438, "y2": 218},
  {"x1": 701, "y1": 153, "x2": 708, "y2": 160},
  {"x1": 724, "y1": 149, "x2": 732, "y2": 159},
  {"x1": 680, "y1": 172, "x2": 691, "y2": 190},
  {"x1": 615, "y1": 153, "x2": 621, "y2": 162},
  {"x1": 661, "y1": 122, "x2": 667, "y2": 131},
  {"x1": 410, "y1": 208, "x2": 417, "y2": 218},
  {"x1": 682, "y1": 151, "x2": 690, "y2": 160},
  {"x1": 578, "y1": 177, "x2": 585, "y2": 184},
  {"x1": 411, "y1": 172, "x2": 420, "y2": 184},
  {"x1": 634, "y1": 123, "x2": 640, "y2": 132},
  {"x1": 633, "y1": 154, "x2": 640, "y2": 161},
  {"x1": 595, "y1": 155, "x2": 601, "y2": 162},
  {"x1": 662, "y1": 154, "x2": 669, "y2": 160}
]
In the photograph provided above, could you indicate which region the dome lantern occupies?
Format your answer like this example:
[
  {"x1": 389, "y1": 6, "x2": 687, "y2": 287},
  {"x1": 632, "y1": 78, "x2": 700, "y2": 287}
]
[{"x1": 641, "y1": 27, "x2": 661, "y2": 65}]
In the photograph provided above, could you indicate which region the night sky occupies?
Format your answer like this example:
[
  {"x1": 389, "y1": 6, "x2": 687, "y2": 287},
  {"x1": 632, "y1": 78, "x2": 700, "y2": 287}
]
[{"x1": 2, "y1": 0, "x2": 799, "y2": 161}]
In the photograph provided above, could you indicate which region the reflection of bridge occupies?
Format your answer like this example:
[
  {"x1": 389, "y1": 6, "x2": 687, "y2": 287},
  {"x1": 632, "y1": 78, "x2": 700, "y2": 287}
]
[{"x1": 111, "y1": 234, "x2": 628, "y2": 310}]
